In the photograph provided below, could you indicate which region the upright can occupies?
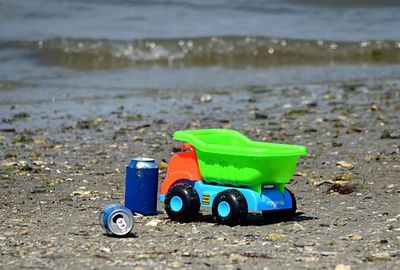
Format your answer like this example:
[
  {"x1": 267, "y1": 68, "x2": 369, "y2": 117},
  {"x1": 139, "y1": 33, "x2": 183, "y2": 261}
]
[
  {"x1": 99, "y1": 203, "x2": 134, "y2": 236},
  {"x1": 125, "y1": 157, "x2": 158, "y2": 215}
]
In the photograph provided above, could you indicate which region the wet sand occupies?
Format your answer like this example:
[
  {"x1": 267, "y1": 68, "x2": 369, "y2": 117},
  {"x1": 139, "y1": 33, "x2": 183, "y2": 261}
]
[{"x1": 0, "y1": 80, "x2": 399, "y2": 269}]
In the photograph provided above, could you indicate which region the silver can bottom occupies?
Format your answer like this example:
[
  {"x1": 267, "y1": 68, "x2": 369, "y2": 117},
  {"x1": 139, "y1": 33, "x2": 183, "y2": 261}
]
[{"x1": 100, "y1": 204, "x2": 134, "y2": 236}]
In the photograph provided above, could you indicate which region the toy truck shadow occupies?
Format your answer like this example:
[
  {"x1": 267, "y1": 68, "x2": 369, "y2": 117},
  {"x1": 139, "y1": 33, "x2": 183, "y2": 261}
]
[
  {"x1": 160, "y1": 129, "x2": 308, "y2": 226},
  {"x1": 194, "y1": 209, "x2": 316, "y2": 226}
]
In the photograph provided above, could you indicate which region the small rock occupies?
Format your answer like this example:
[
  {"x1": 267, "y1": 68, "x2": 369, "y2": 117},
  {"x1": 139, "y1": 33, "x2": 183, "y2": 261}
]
[
  {"x1": 335, "y1": 264, "x2": 352, "y2": 270},
  {"x1": 346, "y1": 127, "x2": 362, "y2": 134},
  {"x1": 295, "y1": 256, "x2": 318, "y2": 262},
  {"x1": 159, "y1": 161, "x2": 168, "y2": 169},
  {"x1": 32, "y1": 160, "x2": 45, "y2": 166},
  {"x1": 133, "y1": 135, "x2": 143, "y2": 142},
  {"x1": 20, "y1": 229, "x2": 31, "y2": 236},
  {"x1": 293, "y1": 223, "x2": 305, "y2": 231},
  {"x1": 100, "y1": 247, "x2": 111, "y2": 253},
  {"x1": 320, "y1": 251, "x2": 337, "y2": 256},
  {"x1": 229, "y1": 253, "x2": 246, "y2": 263},
  {"x1": 71, "y1": 190, "x2": 91, "y2": 196},
  {"x1": 237, "y1": 239, "x2": 250, "y2": 245},
  {"x1": 20, "y1": 163, "x2": 33, "y2": 172},
  {"x1": 369, "y1": 104, "x2": 380, "y2": 111},
  {"x1": 335, "y1": 173, "x2": 355, "y2": 181},
  {"x1": 255, "y1": 112, "x2": 268, "y2": 119},
  {"x1": 304, "y1": 128, "x2": 318, "y2": 133},
  {"x1": 199, "y1": 94, "x2": 212, "y2": 103},
  {"x1": 381, "y1": 130, "x2": 400, "y2": 139},
  {"x1": 145, "y1": 219, "x2": 162, "y2": 227},
  {"x1": 248, "y1": 97, "x2": 258, "y2": 103},
  {"x1": 4, "y1": 151, "x2": 18, "y2": 159},
  {"x1": 294, "y1": 240, "x2": 315, "y2": 247},
  {"x1": 365, "y1": 252, "x2": 392, "y2": 262},
  {"x1": 13, "y1": 112, "x2": 30, "y2": 120},
  {"x1": 336, "y1": 161, "x2": 354, "y2": 169},
  {"x1": 0, "y1": 128, "x2": 16, "y2": 133},
  {"x1": 332, "y1": 142, "x2": 342, "y2": 147},
  {"x1": 169, "y1": 260, "x2": 184, "y2": 268},
  {"x1": 2, "y1": 161, "x2": 18, "y2": 167},
  {"x1": 267, "y1": 233, "x2": 287, "y2": 241},
  {"x1": 333, "y1": 218, "x2": 347, "y2": 226},
  {"x1": 381, "y1": 130, "x2": 391, "y2": 139},
  {"x1": 328, "y1": 183, "x2": 357, "y2": 194},
  {"x1": 345, "y1": 234, "x2": 363, "y2": 241},
  {"x1": 191, "y1": 226, "x2": 200, "y2": 234},
  {"x1": 31, "y1": 186, "x2": 46, "y2": 194},
  {"x1": 306, "y1": 101, "x2": 318, "y2": 108}
]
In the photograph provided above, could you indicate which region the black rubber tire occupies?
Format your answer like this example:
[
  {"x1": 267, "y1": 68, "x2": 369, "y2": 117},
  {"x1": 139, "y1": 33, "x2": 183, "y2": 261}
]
[
  {"x1": 262, "y1": 188, "x2": 297, "y2": 222},
  {"x1": 212, "y1": 189, "x2": 248, "y2": 226},
  {"x1": 164, "y1": 183, "x2": 200, "y2": 223}
]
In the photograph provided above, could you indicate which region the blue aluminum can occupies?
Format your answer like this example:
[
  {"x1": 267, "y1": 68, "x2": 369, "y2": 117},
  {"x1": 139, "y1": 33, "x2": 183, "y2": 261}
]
[
  {"x1": 125, "y1": 157, "x2": 158, "y2": 215},
  {"x1": 99, "y1": 203, "x2": 134, "y2": 236}
]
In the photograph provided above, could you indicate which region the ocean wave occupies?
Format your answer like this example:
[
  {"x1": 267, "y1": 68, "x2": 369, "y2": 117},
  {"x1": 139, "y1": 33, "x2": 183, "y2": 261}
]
[{"x1": 1, "y1": 36, "x2": 399, "y2": 70}]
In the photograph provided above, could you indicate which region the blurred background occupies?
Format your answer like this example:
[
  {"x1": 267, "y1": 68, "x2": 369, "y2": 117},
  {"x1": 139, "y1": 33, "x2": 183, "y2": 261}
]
[{"x1": 0, "y1": 0, "x2": 399, "y2": 101}]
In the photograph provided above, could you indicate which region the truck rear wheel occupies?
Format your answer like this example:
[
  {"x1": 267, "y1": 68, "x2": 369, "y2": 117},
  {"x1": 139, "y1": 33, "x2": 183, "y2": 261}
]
[
  {"x1": 212, "y1": 189, "x2": 248, "y2": 226},
  {"x1": 164, "y1": 183, "x2": 200, "y2": 223},
  {"x1": 262, "y1": 188, "x2": 297, "y2": 222}
]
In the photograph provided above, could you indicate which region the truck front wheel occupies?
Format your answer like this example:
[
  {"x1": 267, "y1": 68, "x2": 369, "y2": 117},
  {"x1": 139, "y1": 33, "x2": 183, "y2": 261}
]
[
  {"x1": 164, "y1": 183, "x2": 200, "y2": 223},
  {"x1": 212, "y1": 189, "x2": 248, "y2": 226}
]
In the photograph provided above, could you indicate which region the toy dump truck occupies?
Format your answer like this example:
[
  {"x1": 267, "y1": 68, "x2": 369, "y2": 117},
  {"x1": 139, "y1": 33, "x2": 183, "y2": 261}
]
[{"x1": 160, "y1": 129, "x2": 307, "y2": 226}]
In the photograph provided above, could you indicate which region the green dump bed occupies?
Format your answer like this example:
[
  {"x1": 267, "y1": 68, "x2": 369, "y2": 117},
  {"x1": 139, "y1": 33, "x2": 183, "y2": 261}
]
[{"x1": 174, "y1": 129, "x2": 307, "y2": 193}]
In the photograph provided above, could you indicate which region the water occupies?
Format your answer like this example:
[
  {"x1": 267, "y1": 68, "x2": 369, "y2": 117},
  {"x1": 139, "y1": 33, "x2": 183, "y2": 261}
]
[{"x1": 0, "y1": 0, "x2": 400, "y2": 93}]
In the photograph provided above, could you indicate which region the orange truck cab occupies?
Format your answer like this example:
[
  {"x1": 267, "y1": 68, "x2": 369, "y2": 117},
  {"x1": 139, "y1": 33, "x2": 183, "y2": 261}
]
[{"x1": 160, "y1": 143, "x2": 201, "y2": 195}]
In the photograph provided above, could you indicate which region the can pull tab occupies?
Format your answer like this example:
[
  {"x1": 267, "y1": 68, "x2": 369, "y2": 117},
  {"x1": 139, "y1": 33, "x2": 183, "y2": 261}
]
[{"x1": 115, "y1": 217, "x2": 127, "y2": 230}]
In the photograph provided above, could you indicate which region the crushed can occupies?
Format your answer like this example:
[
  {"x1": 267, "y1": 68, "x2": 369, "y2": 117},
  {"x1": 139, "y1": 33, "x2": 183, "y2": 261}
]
[
  {"x1": 125, "y1": 157, "x2": 158, "y2": 215},
  {"x1": 99, "y1": 203, "x2": 134, "y2": 236}
]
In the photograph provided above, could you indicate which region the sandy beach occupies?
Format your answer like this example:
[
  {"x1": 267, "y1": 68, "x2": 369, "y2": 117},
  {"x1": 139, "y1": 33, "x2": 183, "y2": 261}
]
[{"x1": 0, "y1": 79, "x2": 399, "y2": 269}]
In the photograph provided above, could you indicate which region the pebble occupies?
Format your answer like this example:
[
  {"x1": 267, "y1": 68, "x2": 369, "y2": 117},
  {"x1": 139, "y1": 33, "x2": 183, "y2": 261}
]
[
  {"x1": 145, "y1": 219, "x2": 162, "y2": 227},
  {"x1": 294, "y1": 240, "x2": 315, "y2": 248},
  {"x1": 2, "y1": 161, "x2": 18, "y2": 167},
  {"x1": 369, "y1": 104, "x2": 380, "y2": 111},
  {"x1": 320, "y1": 251, "x2": 337, "y2": 256},
  {"x1": 335, "y1": 264, "x2": 352, "y2": 270},
  {"x1": 365, "y1": 252, "x2": 392, "y2": 262},
  {"x1": 267, "y1": 233, "x2": 287, "y2": 241},
  {"x1": 191, "y1": 226, "x2": 200, "y2": 234},
  {"x1": 336, "y1": 161, "x2": 354, "y2": 169},
  {"x1": 169, "y1": 260, "x2": 184, "y2": 268},
  {"x1": 20, "y1": 229, "x2": 31, "y2": 236},
  {"x1": 100, "y1": 247, "x2": 111, "y2": 253},
  {"x1": 71, "y1": 190, "x2": 91, "y2": 196},
  {"x1": 344, "y1": 234, "x2": 363, "y2": 241},
  {"x1": 32, "y1": 160, "x2": 45, "y2": 166},
  {"x1": 229, "y1": 253, "x2": 246, "y2": 263},
  {"x1": 255, "y1": 112, "x2": 268, "y2": 119},
  {"x1": 328, "y1": 183, "x2": 357, "y2": 194},
  {"x1": 199, "y1": 94, "x2": 212, "y2": 103},
  {"x1": 335, "y1": 173, "x2": 354, "y2": 181},
  {"x1": 295, "y1": 256, "x2": 318, "y2": 262},
  {"x1": 159, "y1": 161, "x2": 168, "y2": 169},
  {"x1": 31, "y1": 185, "x2": 46, "y2": 194}
]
